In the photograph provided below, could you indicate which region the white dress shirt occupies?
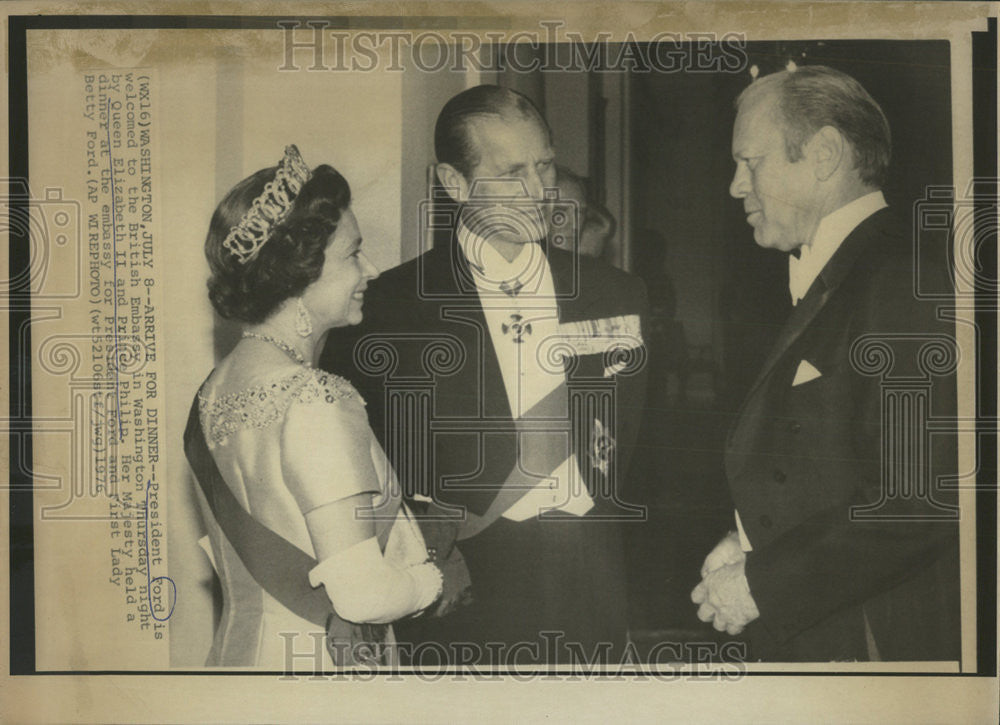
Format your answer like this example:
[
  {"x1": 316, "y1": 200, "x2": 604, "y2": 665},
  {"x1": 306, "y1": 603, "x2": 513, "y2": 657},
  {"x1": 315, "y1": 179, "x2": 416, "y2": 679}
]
[
  {"x1": 735, "y1": 191, "x2": 888, "y2": 552},
  {"x1": 788, "y1": 190, "x2": 888, "y2": 305},
  {"x1": 457, "y1": 223, "x2": 594, "y2": 520}
]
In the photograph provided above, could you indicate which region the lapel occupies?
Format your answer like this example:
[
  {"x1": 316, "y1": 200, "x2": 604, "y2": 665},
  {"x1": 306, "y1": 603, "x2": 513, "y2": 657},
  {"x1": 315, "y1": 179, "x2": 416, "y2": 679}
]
[
  {"x1": 422, "y1": 240, "x2": 512, "y2": 420},
  {"x1": 740, "y1": 207, "x2": 891, "y2": 405},
  {"x1": 549, "y1": 247, "x2": 602, "y2": 323}
]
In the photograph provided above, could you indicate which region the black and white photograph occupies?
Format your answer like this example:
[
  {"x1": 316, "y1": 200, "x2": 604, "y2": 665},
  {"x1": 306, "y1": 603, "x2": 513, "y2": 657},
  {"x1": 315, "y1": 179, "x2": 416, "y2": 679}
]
[{"x1": 4, "y1": 1, "x2": 997, "y2": 722}]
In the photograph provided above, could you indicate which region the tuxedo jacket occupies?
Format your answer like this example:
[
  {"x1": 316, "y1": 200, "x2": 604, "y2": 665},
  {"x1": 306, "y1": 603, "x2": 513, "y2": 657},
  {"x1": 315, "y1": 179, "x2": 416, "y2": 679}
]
[
  {"x1": 320, "y1": 238, "x2": 649, "y2": 657},
  {"x1": 727, "y1": 207, "x2": 960, "y2": 662}
]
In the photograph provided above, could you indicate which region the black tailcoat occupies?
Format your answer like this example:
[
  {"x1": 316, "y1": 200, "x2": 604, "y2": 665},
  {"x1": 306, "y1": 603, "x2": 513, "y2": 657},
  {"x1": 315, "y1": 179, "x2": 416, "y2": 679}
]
[{"x1": 727, "y1": 208, "x2": 960, "y2": 662}]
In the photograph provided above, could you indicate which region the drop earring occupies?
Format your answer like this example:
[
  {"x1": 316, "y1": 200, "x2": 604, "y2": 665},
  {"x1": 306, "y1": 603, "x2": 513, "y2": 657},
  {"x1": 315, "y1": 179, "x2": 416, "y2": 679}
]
[{"x1": 295, "y1": 298, "x2": 313, "y2": 337}]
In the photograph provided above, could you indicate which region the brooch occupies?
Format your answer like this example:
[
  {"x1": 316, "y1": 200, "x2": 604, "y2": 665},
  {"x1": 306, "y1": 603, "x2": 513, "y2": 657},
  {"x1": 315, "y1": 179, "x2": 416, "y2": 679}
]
[{"x1": 590, "y1": 418, "x2": 616, "y2": 475}]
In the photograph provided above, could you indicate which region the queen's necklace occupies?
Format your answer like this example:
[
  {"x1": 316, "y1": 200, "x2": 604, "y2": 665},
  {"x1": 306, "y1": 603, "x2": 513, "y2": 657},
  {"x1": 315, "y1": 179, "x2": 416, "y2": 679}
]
[{"x1": 242, "y1": 330, "x2": 311, "y2": 367}]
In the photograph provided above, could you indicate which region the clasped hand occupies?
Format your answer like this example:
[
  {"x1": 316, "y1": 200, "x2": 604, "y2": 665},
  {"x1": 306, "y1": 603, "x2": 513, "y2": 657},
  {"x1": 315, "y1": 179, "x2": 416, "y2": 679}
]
[
  {"x1": 417, "y1": 517, "x2": 473, "y2": 618},
  {"x1": 690, "y1": 531, "x2": 760, "y2": 635},
  {"x1": 433, "y1": 545, "x2": 473, "y2": 617}
]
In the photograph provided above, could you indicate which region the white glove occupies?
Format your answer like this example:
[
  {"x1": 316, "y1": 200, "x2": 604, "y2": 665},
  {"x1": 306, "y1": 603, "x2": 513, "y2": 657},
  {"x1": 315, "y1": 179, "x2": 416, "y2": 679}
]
[{"x1": 308, "y1": 537, "x2": 442, "y2": 624}]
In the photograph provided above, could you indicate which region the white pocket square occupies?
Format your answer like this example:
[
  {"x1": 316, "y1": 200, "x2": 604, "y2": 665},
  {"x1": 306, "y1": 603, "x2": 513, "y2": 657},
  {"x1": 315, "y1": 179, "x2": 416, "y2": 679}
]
[{"x1": 792, "y1": 359, "x2": 823, "y2": 386}]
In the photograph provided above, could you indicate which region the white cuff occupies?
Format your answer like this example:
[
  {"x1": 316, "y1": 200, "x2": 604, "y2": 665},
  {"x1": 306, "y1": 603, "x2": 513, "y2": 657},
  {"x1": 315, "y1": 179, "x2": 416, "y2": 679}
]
[{"x1": 308, "y1": 537, "x2": 442, "y2": 624}]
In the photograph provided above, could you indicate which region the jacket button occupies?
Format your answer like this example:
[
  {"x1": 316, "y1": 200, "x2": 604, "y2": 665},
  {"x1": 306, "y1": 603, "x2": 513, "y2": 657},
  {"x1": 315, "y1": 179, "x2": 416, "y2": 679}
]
[
  {"x1": 773, "y1": 469, "x2": 787, "y2": 483},
  {"x1": 789, "y1": 421, "x2": 801, "y2": 433},
  {"x1": 759, "y1": 515, "x2": 773, "y2": 528}
]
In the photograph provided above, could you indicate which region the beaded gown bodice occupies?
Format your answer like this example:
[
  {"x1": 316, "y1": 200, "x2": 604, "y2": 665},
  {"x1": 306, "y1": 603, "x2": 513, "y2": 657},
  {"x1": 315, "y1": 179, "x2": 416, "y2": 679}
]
[{"x1": 199, "y1": 368, "x2": 361, "y2": 447}]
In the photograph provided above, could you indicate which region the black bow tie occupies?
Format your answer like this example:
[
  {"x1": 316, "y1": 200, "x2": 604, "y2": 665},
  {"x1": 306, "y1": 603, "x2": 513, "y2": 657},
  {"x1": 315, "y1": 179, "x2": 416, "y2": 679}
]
[{"x1": 499, "y1": 279, "x2": 524, "y2": 297}]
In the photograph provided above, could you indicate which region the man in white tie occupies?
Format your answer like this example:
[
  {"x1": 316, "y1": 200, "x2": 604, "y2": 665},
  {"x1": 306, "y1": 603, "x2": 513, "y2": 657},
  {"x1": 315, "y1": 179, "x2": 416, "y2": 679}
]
[
  {"x1": 322, "y1": 85, "x2": 649, "y2": 665},
  {"x1": 691, "y1": 65, "x2": 959, "y2": 662}
]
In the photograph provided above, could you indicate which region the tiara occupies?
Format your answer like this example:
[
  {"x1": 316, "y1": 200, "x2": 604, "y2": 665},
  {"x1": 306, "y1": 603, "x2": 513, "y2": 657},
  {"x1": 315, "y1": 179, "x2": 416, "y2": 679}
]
[{"x1": 223, "y1": 145, "x2": 312, "y2": 264}]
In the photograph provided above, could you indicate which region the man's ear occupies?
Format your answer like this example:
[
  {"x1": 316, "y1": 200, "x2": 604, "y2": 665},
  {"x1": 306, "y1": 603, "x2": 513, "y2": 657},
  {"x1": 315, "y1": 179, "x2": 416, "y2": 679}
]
[
  {"x1": 435, "y1": 163, "x2": 469, "y2": 203},
  {"x1": 808, "y1": 125, "x2": 846, "y2": 182}
]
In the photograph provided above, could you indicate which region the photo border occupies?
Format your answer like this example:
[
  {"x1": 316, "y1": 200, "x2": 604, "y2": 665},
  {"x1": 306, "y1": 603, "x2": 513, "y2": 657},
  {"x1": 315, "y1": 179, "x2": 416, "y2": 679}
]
[{"x1": 5, "y1": 6, "x2": 997, "y2": 686}]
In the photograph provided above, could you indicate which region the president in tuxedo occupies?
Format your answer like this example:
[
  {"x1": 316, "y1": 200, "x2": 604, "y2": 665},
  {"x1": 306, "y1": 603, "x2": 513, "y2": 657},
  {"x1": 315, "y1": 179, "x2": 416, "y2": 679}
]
[
  {"x1": 691, "y1": 66, "x2": 960, "y2": 662},
  {"x1": 322, "y1": 85, "x2": 649, "y2": 665}
]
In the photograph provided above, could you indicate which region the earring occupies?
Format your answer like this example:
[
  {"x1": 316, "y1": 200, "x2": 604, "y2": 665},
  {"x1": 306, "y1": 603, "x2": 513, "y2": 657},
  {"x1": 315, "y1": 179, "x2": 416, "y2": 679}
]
[{"x1": 295, "y1": 298, "x2": 313, "y2": 337}]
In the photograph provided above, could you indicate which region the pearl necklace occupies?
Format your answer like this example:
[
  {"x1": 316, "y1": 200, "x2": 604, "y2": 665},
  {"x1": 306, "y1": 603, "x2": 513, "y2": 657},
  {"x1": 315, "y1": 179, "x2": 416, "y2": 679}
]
[{"x1": 241, "y1": 330, "x2": 311, "y2": 367}]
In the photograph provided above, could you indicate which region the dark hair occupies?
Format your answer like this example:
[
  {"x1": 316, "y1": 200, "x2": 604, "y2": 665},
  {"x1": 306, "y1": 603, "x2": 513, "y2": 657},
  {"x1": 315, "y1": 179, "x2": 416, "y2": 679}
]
[
  {"x1": 434, "y1": 84, "x2": 550, "y2": 178},
  {"x1": 736, "y1": 65, "x2": 891, "y2": 188},
  {"x1": 205, "y1": 163, "x2": 351, "y2": 322}
]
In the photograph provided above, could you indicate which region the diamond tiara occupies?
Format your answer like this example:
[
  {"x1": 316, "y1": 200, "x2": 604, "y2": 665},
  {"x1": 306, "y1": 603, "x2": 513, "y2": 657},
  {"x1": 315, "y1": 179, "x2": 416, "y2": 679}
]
[{"x1": 222, "y1": 145, "x2": 312, "y2": 264}]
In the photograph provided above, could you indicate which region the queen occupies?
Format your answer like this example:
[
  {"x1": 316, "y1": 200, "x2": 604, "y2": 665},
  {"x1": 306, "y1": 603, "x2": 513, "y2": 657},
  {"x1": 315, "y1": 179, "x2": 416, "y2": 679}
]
[{"x1": 184, "y1": 146, "x2": 444, "y2": 669}]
